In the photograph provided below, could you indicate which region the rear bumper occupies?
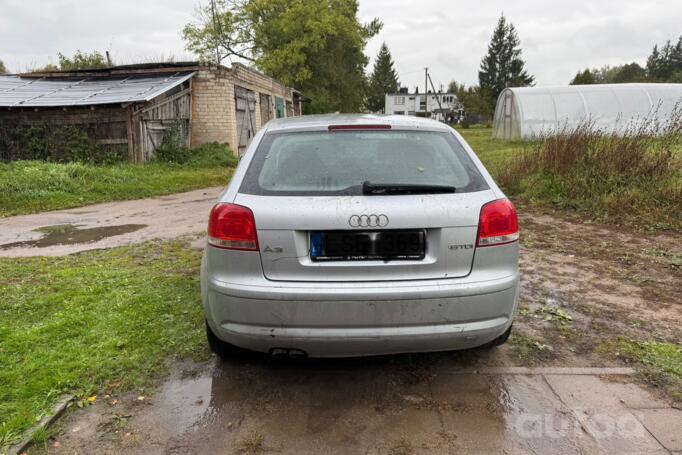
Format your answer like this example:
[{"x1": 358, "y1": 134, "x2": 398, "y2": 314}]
[{"x1": 204, "y1": 272, "x2": 519, "y2": 357}]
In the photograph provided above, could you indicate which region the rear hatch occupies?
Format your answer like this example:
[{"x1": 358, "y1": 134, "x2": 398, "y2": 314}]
[
  {"x1": 234, "y1": 125, "x2": 494, "y2": 282},
  {"x1": 235, "y1": 191, "x2": 495, "y2": 282}
]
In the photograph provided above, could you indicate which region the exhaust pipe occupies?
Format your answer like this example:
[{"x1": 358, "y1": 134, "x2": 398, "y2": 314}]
[
  {"x1": 288, "y1": 349, "x2": 307, "y2": 359},
  {"x1": 269, "y1": 348, "x2": 308, "y2": 359}
]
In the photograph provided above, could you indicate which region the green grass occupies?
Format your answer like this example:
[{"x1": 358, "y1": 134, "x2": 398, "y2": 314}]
[
  {"x1": 455, "y1": 126, "x2": 525, "y2": 177},
  {"x1": 598, "y1": 338, "x2": 682, "y2": 401},
  {"x1": 0, "y1": 143, "x2": 237, "y2": 218},
  {"x1": 0, "y1": 240, "x2": 207, "y2": 449}
]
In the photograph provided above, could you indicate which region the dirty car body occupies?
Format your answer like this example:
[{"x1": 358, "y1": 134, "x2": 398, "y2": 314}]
[{"x1": 201, "y1": 114, "x2": 519, "y2": 358}]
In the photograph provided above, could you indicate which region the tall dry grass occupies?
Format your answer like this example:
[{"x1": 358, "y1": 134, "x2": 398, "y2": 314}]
[{"x1": 499, "y1": 107, "x2": 682, "y2": 231}]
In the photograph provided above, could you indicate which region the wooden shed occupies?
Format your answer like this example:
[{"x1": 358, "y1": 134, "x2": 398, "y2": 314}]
[
  {"x1": 0, "y1": 62, "x2": 302, "y2": 162},
  {"x1": 0, "y1": 70, "x2": 194, "y2": 163}
]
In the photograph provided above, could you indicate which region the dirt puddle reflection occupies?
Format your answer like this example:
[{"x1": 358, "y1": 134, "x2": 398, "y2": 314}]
[{"x1": 0, "y1": 223, "x2": 146, "y2": 250}]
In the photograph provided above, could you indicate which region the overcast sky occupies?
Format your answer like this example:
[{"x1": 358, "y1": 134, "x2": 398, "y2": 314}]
[{"x1": 2, "y1": 0, "x2": 681, "y2": 90}]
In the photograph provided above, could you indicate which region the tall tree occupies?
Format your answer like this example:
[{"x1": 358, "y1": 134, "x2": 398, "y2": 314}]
[
  {"x1": 447, "y1": 80, "x2": 466, "y2": 95},
  {"x1": 447, "y1": 81, "x2": 492, "y2": 120},
  {"x1": 646, "y1": 37, "x2": 682, "y2": 81},
  {"x1": 478, "y1": 14, "x2": 534, "y2": 111},
  {"x1": 366, "y1": 43, "x2": 399, "y2": 112},
  {"x1": 570, "y1": 69, "x2": 596, "y2": 85},
  {"x1": 573, "y1": 35, "x2": 682, "y2": 85},
  {"x1": 0, "y1": 60, "x2": 7, "y2": 74},
  {"x1": 610, "y1": 62, "x2": 646, "y2": 83},
  {"x1": 646, "y1": 44, "x2": 662, "y2": 80},
  {"x1": 244, "y1": 0, "x2": 381, "y2": 113},
  {"x1": 182, "y1": 0, "x2": 254, "y2": 64},
  {"x1": 183, "y1": 0, "x2": 381, "y2": 113},
  {"x1": 671, "y1": 70, "x2": 682, "y2": 83}
]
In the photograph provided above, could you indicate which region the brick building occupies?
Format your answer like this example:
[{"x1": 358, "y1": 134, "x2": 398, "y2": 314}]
[
  {"x1": 0, "y1": 62, "x2": 302, "y2": 162},
  {"x1": 190, "y1": 63, "x2": 302, "y2": 155}
]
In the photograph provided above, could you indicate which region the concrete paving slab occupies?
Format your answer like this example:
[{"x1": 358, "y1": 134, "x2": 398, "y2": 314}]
[
  {"x1": 545, "y1": 375, "x2": 669, "y2": 453},
  {"x1": 634, "y1": 408, "x2": 682, "y2": 451},
  {"x1": 571, "y1": 407, "x2": 665, "y2": 454},
  {"x1": 544, "y1": 374, "x2": 668, "y2": 411},
  {"x1": 443, "y1": 366, "x2": 637, "y2": 375},
  {"x1": 501, "y1": 375, "x2": 602, "y2": 454}
]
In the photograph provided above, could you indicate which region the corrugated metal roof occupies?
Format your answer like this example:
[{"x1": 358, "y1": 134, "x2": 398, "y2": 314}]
[{"x1": 0, "y1": 72, "x2": 195, "y2": 108}]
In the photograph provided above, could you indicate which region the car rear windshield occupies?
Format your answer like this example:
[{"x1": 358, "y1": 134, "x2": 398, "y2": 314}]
[{"x1": 239, "y1": 130, "x2": 489, "y2": 196}]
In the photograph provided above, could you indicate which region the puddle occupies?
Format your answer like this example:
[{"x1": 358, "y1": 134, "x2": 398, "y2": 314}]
[
  {"x1": 0, "y1": 223, "x2": 147, "y2": 249},
  {"x1": 49, "y1": 354, "x2": 655, "y2": 454}
]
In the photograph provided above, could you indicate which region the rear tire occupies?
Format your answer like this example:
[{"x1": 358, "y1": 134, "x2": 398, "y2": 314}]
[
  {"x1": 481, "y1": 324, "x2": 513, "y2": 349},
  {"x1": 494, "y1": 324, "x2": 513, "y2": 346},
  {"x1": 206, "y1": 321, "x2": 241, "y2": 360}
]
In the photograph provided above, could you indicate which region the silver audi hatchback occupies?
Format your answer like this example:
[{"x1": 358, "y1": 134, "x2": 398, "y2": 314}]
[{"x1": 201, "y1": 114, "x2": 519, "y2": 358}]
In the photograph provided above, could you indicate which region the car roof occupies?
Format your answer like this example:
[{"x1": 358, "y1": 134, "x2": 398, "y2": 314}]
[{"x1": 263, "y1": 114, "x2": 452, "y2": 133}]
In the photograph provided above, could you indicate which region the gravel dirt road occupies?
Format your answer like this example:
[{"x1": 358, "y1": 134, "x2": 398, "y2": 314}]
[{"x1": 0, "y1": 187, "x2": 223, "y2": 257}]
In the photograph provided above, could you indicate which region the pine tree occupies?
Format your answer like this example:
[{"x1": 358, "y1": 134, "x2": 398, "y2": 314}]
[
  {"x1": 659, "y1": 40, "x2": 674, "y2": 80},
  {"x1": 646, "y1": 37, "x2": 682, "y2": 82},
  {"x1": 646, "y1": 44, "x2": 661, "y2": 80},
  {"x1": 366, "y1": 43, "x2": 400, "y2": 112},
  {"x1": 671, "y1": 37, "x2": 682, "y2": 76},
  {"x1": 0, "y1": 59, "x2": 6, "y2": 74},
  {"x1": 478, "y1": 14, "x2": 534, "y2": 111}
]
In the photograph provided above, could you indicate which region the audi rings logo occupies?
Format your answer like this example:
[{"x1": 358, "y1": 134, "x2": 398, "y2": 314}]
[{"x1": 348, "y1": 214, "x2": 389, "y2": 228}]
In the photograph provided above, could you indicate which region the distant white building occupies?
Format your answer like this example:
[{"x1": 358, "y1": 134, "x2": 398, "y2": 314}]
[{"x1": 384, "y1": 89, "x2": 463, "y2": 123}]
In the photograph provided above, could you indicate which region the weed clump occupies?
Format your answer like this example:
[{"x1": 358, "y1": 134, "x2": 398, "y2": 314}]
[{"x1": 499, "y1": 107, "x2": 682, "y2": 231}]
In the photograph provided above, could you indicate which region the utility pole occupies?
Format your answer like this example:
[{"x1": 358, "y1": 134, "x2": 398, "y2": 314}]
[
  {"x1": 424, "y1": 67, "x2": 429, "y2": 117},
  {"x1": 427, "y1": 73, "x2": 444, "y2": 114},
  {"x1": 210, "y1": 0, "x2": 221, "y2": 65}
]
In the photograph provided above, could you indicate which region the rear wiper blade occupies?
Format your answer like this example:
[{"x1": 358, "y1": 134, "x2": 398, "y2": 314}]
[{"x1": 362, "y1": 181, "x2": 456, "y2": 195}]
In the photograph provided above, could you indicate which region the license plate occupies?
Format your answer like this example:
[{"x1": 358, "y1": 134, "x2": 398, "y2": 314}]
[{"x1": 310, "y1": 230, "x2": 426, "y2": 261}]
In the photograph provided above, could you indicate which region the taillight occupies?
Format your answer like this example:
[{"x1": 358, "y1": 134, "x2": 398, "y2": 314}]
[
  {"x1": 207, "y1": 203, "x2": 259, "y2": 251},
  {"x1": 476, "y1": 199, "x2": 519, "y2": 247}
]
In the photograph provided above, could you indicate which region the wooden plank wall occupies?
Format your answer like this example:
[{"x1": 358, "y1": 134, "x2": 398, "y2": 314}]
[
  {"x1": 133, "y1": 87, "x2": 192, "y2": 162},
  {"x1": 0, "y1": 84, "x2": 193, "y2": 163},
  {"x1": 0, "y1": 106, "x2": 128, "y2": 161}
]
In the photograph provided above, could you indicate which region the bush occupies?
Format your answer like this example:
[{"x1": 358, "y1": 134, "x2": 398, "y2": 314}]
[
  {"x1": 152, "y1": 120, "x2": 238, "y2": 167},
  {"x1": 152, "y1": 121, "x2": 192, "y2": 164},
  {"x1": 186, "y1": 142, "x2": 238, "y2": 167},
  {"x1": 0, "y1": 122, "x2": 126, "y2": 164},
  {"x1": 498, "y1": 110, "x2": 682, "y2": 231}
]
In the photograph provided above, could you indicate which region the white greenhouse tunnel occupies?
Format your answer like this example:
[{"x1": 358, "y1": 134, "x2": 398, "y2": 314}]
[{"x1": 492, "y1": 84, "x2": 682, "y2": 140}]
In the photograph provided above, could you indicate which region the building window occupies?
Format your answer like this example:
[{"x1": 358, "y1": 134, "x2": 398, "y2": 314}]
[{"x1": 395, "y1": 96, "x2": 405, "y2": 105}]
